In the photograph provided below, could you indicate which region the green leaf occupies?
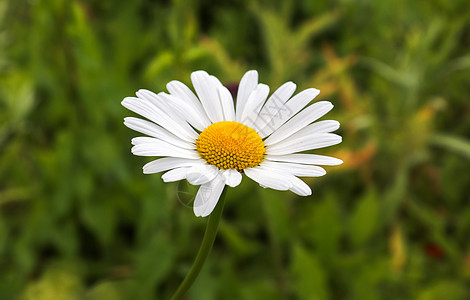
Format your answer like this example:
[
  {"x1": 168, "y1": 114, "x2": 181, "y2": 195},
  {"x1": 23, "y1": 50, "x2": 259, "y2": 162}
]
[
  {"x1": 301, "y1": 195, "x2": 341, "y2": 265},
  {"x1": 21, "y1": 265, "x2": 83, "y2": 300},
  {"x1": 350, "y1": 259, "x2": 387, "y2": 300},
  {"x1": 290, "y1": 244, "x2": 328, "y2": 300},
  {"x1": 430, "y1": 133, "x2": 470, "y2": 160},
  {"x1": 143, "y1": 51, "x2": 175, "y2": 82},
  {"x1": 0, "y1": 218, "x2": 5, "y2": 256},
  {"x1": 133, "y1": 232, "x2": 175, "y2": 299},
  {"x1": 417, "y1": 281, "x2": 468, "y2": 300},
  {"x1": 85, "y1": 281, "x2": 129, "y2": 300},
  {"x1": 80, "y1": 196, "x2": 116, "y2": 247},
  {"x1": 260, "y1": 188, "x2": 291, "y2": 245},
  {"x1": 349, "y1": 190, "x2": 379, "y2": 247}
]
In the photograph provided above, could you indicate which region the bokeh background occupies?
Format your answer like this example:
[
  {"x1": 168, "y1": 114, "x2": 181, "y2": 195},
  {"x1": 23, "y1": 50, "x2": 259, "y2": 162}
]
[{"x1": 1, "y1": 0, "x2": 470, "y2": 299}]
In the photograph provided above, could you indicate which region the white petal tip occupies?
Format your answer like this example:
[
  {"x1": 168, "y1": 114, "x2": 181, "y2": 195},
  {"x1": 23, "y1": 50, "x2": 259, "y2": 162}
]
[
  {"x1": 290, "y1": 179, "x2": 312, "y2": 196},
  {"x1": 193, "y1": 210, "x2": 209, "y2": 218},
  {"x1": 130, "y1": 137, "x2": 141, "y2": 145},
  {"x1": 121, "y1": 97, "x2": 132, "y2": 106},
  {"x1": 246, "y1": 70, "x2": 258, "y2": 76},
  {"x1": 225, "y1": 181, "x2": 241, "y2": 188},
  {"x1": 311, "y1": 87, "x2": 320, "y2": 94},
  {"x1": 222, "y1": 169, "x2": 242, "y2": 187},
  {"x1": 304, "y1": 88, "x2": 320, "y2": 98},
  {"x1": 142, "y1": 168, "x2": 153, "y2": 175},
  {"x1": 193, "y1": 197, "x2": 217, "y2": 217},
  {"x1": 191, "y1": 70, "x2": 208, "y2": 79},
  {"x1": 293, "y1": 190, "x2": 312, "y2": 196}
]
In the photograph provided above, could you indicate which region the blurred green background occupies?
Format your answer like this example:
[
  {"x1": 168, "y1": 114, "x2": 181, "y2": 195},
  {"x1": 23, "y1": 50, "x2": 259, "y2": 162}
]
[{"x1": 1, "y1": 0, "x2": 470, "y2": 299}]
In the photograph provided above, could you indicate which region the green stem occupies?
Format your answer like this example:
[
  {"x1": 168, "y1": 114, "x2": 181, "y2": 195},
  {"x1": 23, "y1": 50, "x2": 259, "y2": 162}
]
[{"x1": 170, "y1": 188, "x2": 227, "y2": 300}]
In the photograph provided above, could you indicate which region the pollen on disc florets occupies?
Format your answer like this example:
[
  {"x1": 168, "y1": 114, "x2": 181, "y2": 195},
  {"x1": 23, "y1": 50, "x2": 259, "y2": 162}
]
[{"x1": 196, "y1": 121, "x2": 265, "y2": 171}]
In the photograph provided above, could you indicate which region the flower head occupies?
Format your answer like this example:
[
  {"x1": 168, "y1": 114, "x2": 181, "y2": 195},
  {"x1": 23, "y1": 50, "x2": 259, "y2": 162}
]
[{"x1": 122, "y1": 70, "x2": 342, "y2": 217}]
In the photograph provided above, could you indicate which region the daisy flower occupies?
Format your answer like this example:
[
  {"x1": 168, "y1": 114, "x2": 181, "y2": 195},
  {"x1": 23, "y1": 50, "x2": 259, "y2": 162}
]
[{"x1": 122, "y1": 70, "x2": 342, "y2": 217}]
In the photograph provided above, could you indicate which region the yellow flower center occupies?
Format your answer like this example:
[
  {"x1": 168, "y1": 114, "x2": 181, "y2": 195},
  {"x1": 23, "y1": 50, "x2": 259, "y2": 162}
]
[{"x1": 196, "y1": 121, "x2": 265, "y2": 171}]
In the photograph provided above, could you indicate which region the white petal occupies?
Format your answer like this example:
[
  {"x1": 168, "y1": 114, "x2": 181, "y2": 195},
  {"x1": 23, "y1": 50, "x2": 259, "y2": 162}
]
[
  {"x1": 193, "y1": 174, "x2": 225, "y2": 217},
  {"x1": 264, "y1": 101, "x2": 333, "y2": 146},
  {"x1": 162, "y1": 167, "x2": 188, "y2": 182},
  {"x1": 305, "y1": 120, "x2": 340, "y2": 133},
  {"x1": 266, "y1": 133, "x2": 342, "y2": 155},
  {"x1": 283, "y1": 87, "x2": 320, "y2": 116},
  {"x1": 260, "y1": 161, "x2": 326, "y2": 177},
  {"x1": 246, "y1": 167, "x2": 312, "y2": 196},
  {"x1": 236, "y1": 70, "x2": 258, "y2": 122},
  {"x1": 265, "y1": 154, "x2": 343, "y2": 166},
  {"x1": 244, "y1": 167, "x2": 292, "y2": 191},
  {"x1": 159, "y1": 93, "x2": 207, "y2": 131},
  {"x1": 259, "y1": 88, "x2": 320, "y2": 138},
  {"x1": 221, "y1": 169, "x2": 242, "y2": 187},
  {"x1": 239, "y1": 84, "x2": 270, "y2": 128},
  {"x1": 253, "y1": 81, "x2": 296, "y2": 133},
  {"x1": 143, "y1": 157, "x2": 204, "y2": 174},
  {"x1": 122, "y1": 97, "x2": 198, "y2": 142},
  {"x1": 191, "y1": 71, "x2": 225, "y2": 123},
  {"x1": 131, "y1": 137, "x2": 200, "y2": 159},
  {"x1": 218, "y1": 86, "x2": 235, "y2": 121},
  {"x1": 138, "y1": 90, "x2": 193, "y2": 129},
  {"x1": 124, "y1": 117, "x2": 195, "y2": 150},
  {"x1": 166, "y1": 80, "x2": 212, "y2": 127},
  {"x1": 136, "y1": 89, "x2": 166, "y2": 109},
  {"x1": 186, "y1": 164, "x2": 219, "y2": 185},
  {"x1": 288, "y1": 176, "x2": 312, "y2": 196},
  {"x1": 266, "y1": 120, "x2": 340, "y2": 149}
]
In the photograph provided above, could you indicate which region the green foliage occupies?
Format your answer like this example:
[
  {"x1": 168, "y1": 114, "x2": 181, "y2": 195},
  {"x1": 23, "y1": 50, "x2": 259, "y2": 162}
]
[
  {"x1": 349, "y1": 190, "x2": 379, "y2": 248},
  {"x1": 1, "y1": 0, "x2": 470, "y2": 299},
  {"x1": 291, "y1": 244, "x2": 328, "y2": 300},
  {"x1": 300, "y1": 195, "x2": 341, "y2": 265}
]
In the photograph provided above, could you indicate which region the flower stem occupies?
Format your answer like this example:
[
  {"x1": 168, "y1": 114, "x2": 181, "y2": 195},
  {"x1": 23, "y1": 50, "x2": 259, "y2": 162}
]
[{"x1": 170, "y1": 188, "x2": 227, "y2": 300}]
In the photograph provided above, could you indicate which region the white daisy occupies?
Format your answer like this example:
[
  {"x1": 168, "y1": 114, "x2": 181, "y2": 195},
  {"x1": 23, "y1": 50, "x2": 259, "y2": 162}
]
[{"x1": 122, "y1": 70, "x2": 342, "y2": 217}]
